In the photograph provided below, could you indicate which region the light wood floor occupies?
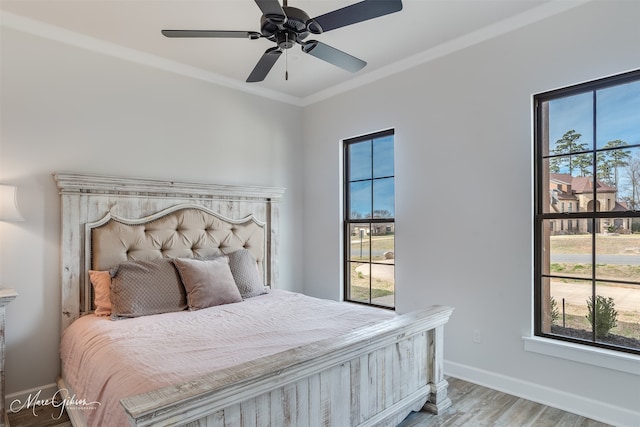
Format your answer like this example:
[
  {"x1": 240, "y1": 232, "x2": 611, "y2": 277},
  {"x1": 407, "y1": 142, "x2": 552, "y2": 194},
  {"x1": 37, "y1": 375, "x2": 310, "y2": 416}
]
[
  {"x1": 399, "y1": 377, "x2": 611, "y2": 427},
  {"x1": 7, "y1": 377, "x2": 610, "y2": 427},
  {"x1": 7, "y1": 402, "x2": 72, "y2": 427}
]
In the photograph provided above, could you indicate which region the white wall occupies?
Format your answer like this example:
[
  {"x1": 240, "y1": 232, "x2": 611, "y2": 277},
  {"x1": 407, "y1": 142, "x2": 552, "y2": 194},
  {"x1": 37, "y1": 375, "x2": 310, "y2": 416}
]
[
  {"x1": 0, "y1": 27, "x2": 304, "y2": 399},
  {"x1": 302, "y1": 1, "x2": 640, "y2": 425},
  {"x1": 3, "y1": 1, "x2": 640, "y2": 424}
]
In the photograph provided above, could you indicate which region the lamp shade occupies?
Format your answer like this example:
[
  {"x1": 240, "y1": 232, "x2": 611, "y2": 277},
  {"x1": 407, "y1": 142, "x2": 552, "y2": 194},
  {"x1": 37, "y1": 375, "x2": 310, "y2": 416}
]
[{"x1": 0, "y1": 185, "x2": 24, "y2": 221}]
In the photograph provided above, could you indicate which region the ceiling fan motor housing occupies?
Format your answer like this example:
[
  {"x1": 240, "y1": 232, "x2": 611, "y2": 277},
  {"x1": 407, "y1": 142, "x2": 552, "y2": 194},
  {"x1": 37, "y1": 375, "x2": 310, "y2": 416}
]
[
  {"x1": 162, "y1": 0, "x2": 403, "y2": 82},
  {"x1": 261, "y1": 6, "x2": 320, "y2": 49}
]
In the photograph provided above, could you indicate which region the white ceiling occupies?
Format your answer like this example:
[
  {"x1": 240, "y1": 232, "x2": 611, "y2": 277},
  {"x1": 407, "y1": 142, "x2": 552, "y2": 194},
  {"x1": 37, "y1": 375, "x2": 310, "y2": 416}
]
[{"x1": 0, "y1": 0, "x2": 586, "y2": 105}]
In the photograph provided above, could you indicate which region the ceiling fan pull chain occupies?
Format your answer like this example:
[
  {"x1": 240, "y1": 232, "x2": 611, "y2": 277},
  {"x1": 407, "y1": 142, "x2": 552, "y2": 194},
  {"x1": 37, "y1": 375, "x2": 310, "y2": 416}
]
[{"x1": 285, "y1": 34, "x2": 289, "y2": 81}]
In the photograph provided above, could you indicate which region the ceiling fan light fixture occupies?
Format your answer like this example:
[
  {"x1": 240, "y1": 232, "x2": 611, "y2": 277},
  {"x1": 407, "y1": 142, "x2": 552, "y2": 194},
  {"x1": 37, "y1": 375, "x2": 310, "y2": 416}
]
[{"x1": 276, "y1": 31, "x2": 295, "y2": 49}]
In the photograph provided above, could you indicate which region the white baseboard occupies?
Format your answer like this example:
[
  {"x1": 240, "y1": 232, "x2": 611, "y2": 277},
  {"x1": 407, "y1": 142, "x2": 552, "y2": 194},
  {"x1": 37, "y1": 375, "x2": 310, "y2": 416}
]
[
  {"x1": 5, "y1": 382, "x2": 58, "y2": 414},
  {"x1": 445, "y1": 360, "x2": 640, "y2": 427}
]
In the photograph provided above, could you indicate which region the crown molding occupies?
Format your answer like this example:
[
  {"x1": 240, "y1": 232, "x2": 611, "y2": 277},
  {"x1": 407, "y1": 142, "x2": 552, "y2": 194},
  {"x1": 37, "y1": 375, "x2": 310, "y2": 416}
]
[
  {"x1": 2, "y1": 1, "x2": 591, "y2": 108},
  {"x1": 0, "y1": 11, "x2": 304, "y2": 106},
  {"x1": 300, "y1": 0, "x2": 592, "y2": 106}
]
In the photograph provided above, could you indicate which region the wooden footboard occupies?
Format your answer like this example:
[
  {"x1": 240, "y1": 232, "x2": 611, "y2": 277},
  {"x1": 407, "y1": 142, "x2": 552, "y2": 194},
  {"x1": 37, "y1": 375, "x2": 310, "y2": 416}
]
[
  {"x1": 120, "y1": 305, "x2": 453, "y2": 427},
  {"x1": 54, "y1": 173, "x2": 453, "y2": 427}
]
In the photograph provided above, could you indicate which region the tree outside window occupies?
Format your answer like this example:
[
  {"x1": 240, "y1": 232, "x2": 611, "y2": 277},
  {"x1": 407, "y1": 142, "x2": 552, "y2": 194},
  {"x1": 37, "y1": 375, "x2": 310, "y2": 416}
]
[{"x1": 534, "y1": 69, "x2": 640, "y2": 354}]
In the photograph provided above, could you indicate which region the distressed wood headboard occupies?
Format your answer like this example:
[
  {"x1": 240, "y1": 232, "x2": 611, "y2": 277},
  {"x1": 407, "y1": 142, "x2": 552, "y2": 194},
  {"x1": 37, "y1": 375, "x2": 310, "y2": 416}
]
[{"x1": 53, "y1": 172, "x2": 285, "y2": 332}]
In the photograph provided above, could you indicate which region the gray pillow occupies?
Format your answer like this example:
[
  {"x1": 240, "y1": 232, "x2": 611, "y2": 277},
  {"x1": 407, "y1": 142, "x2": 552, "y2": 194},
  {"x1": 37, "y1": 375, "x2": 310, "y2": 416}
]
[
  {"x1": 109, "y1": 258, "x2": 187, "y2": 319},
  {"x1": 226, "y1": 249, "x2": 266, "y2": 299},
  {"x1": 172, "y1": 257, "x2": 242, "y2": 310}
]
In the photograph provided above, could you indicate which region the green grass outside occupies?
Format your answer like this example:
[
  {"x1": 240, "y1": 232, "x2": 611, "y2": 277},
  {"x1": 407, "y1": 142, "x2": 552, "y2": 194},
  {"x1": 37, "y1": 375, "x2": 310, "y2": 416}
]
[
  {"x1": 549, "y1": 235, "x2": 639, "y2": 347},
  {"x1": 348, "y1": 262, "x2": 394, "y2": 303}
]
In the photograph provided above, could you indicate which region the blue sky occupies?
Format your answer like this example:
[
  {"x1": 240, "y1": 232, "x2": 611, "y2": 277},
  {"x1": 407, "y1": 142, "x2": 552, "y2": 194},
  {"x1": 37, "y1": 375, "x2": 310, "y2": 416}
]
[
  {"x1": 348, "y1": 135, "x2": 395, "y2": 218},
  {"x1": 549, "y1": 79, "x2": 640, "y2": 150}
]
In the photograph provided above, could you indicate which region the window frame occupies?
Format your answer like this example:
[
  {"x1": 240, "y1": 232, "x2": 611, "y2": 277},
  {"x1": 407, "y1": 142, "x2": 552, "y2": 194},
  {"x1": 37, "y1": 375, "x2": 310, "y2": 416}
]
[
  {"x1": 343, "y1": 129, "x2": 395, "y2": 309},
  {"x1": 533, "y1": 69, "x2": 640, "y2": 355}
]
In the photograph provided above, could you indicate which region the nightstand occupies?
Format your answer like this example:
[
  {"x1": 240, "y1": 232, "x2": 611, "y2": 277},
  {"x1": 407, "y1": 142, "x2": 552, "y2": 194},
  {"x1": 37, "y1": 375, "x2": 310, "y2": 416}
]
[{"x1": 0, "y1": 288, "x2": 18, "y2": 427}]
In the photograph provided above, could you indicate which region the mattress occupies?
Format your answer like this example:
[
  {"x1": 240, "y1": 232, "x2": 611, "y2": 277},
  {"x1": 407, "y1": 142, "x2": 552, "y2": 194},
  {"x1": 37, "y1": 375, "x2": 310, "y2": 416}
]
[{"x1": 60, "y1": 289, "x2": 395, "y2": 426}]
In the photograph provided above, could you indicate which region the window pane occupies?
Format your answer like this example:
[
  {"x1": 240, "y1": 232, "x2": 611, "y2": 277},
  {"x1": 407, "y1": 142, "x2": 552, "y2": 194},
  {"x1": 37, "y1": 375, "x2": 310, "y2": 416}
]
[
  {"x1": 547, "y1": 170, "x2": 596, "y2": 215},
  {"x1": 596, "y1": 80, "x2": 640, "y2": 150},
  {"x1": 598, "y1": 145, "x2": 640, "y2": 211},
  {"x1": 371, "y1": 263, "x2": 394, "y2": 308},
  {"x1": 349, "y1": 224, "x2": 370, "y2": 262},
  {"x1": 349, "y1": 181, "x2": 371, "y2": 219},
  {"x1": 549, "y1": 278, "x2": 594, "y2": 342},
  {"x1": 373, "y1": 135, "x2": 394, "y2": 178},
  {"x1": 371, "y1": 222, "x2": 394, "y2": 262},
  {"x1": 548, "y1": 93, "x2": 593, "y2": 155},
  {"x1": 594, "y1": 282, "x2": 640, "y2": 350},
  {"x1": 543, "y1": 219, "x2": 593, "y2": 280},
  {"x1": 349, "y1": 140, "x2": 371, "y2": 181},
  {"x1": 348, "y1": 262, "x2": 370, "y2": 303},
  {"x1": 548, "y1": 280, "x2": 640, "y2": 351},
  {"x1": 596, "y1": 145, "x2": 636, "y2": 209},
  {"x1": 373, "y1": 178, "x2": 394, "y2": 218},
  {"x1": 595, "y1": 230, "x2": 640, "y2": 283}
]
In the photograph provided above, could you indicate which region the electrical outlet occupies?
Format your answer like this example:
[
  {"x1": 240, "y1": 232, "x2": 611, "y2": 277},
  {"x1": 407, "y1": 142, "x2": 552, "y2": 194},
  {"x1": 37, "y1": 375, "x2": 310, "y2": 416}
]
[{"x1": 473, "y1": 329, "x2": 481, "y2": 344}]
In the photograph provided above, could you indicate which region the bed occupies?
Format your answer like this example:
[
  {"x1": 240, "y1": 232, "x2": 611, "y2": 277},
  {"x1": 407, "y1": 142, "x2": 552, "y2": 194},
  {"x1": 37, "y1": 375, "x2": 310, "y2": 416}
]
[{"x1": 54, "y1": 172, "x2": 453, "y2": 427}]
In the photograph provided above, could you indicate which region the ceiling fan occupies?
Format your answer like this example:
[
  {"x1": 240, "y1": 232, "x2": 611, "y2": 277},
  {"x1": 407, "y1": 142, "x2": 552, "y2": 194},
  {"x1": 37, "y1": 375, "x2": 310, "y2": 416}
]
[{"x1": 162, "y1": 0, "x2": 403, "y2": 83}]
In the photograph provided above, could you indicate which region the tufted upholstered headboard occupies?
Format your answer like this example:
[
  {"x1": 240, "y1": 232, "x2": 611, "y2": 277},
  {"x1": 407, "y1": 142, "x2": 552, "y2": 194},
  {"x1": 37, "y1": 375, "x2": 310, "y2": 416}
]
[
  {"x1": 90, "y1": 205, "x2": 266, "y2": 274},
  {"x1": 54, "y1": 172, "x2": 285, "y2": 332}
]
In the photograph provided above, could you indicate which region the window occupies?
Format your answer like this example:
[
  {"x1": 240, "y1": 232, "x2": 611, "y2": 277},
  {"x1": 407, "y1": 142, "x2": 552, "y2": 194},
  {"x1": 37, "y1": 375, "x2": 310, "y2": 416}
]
[
  {"x1": 344, "y1": 130, "x2": 395, "y2": 309},
  {"x1": 534, "y1": 69, "x2": 640, "y2": 355}
]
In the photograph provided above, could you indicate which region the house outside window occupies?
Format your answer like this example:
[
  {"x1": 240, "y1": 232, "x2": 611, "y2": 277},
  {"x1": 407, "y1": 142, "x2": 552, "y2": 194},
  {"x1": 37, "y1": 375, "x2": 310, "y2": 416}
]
[
  {"x1": 344, "y1": 129, "x2": 395, "y2": 309},
  {"x1": 534, "y1": 69, "x2": 640, "y2": 355}
]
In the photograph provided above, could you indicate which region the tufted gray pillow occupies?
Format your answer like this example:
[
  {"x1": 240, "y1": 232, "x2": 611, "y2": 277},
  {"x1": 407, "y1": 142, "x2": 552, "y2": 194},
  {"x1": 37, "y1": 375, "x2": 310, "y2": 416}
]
[
  {"x1": 226, "y1": 249, "x2": 266, "y2": 299},
  {"x1": 109, "y1": 258, "x2": 187, "y2": 319},
  {"x1": 172, "y1": 257, "x2": 242, "y2": 310}
]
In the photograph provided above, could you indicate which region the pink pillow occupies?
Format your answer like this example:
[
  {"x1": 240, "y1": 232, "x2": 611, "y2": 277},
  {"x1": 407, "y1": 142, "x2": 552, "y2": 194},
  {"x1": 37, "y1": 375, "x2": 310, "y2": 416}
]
[{"x1": 89, "y1": 270, "x2": 112, "y2": 316}]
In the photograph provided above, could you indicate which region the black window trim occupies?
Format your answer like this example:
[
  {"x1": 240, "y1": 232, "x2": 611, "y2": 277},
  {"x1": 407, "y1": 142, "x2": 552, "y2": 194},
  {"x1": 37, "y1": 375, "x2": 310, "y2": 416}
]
[
  {"x1": 533, "y1": 69, "x2": 640, "y2": 355},
  {"x1": 343, "y1": 128, "x2": 395, "y2": 310}
]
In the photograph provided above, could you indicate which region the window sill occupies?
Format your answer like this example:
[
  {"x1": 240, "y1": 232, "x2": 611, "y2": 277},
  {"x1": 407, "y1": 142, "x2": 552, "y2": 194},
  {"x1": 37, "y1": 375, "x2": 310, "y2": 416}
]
[{"x1": 523, "y1": 336, "x2": 640, "y2": 375}]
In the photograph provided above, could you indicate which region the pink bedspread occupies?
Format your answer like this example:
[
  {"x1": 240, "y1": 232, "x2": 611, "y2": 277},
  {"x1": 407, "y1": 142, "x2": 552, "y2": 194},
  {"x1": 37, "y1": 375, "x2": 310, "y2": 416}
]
[{"x1": 60, "y1": 290, "x2": 395, "y2": 426}]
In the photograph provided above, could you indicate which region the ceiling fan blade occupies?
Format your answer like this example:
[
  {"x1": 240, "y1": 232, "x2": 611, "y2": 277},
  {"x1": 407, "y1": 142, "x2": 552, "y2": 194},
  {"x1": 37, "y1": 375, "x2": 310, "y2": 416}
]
[
  {"x1": 301, "y1": 41, "x2": 366, "y2": 73},
  {"x1": 311, "y1": 0, "x2": 402, "y2": 33},
  {"x1": 162, "y1": 30, "x2": 261, "y2": 39},
  {"x1": 254, "y1": 0, "x2": 287, "y2": 25},
  {"x1": 247, "y1": 47, "x2": 282, "y2": 82}
]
